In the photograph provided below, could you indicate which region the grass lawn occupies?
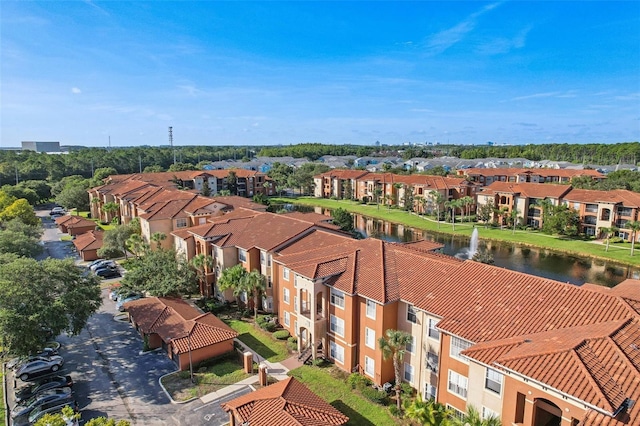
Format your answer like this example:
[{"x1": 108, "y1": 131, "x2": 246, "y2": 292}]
[
  {"x1": 161, "y1": 359, "x2": 251, "y2": 401},
  {"x1": 288, "y1": 365, "x2": 400, "y2": 426},
  {"x1": 225, "y1": 318, "x2": 290, "y2": 363},
  {"x1": 76, "y1": 210, "x2": 115, "y2": 231},
  {"x1": 272, "y1": 197, "x2": 640, "y2": 267}
]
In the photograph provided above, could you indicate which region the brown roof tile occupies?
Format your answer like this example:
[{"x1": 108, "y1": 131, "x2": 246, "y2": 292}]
[
  {"x1": 221, "y1": 377, "x2": 349, "y2": 426},
  {"x1": 72, "y1": 230, "x2": 103, "y2": 251}
]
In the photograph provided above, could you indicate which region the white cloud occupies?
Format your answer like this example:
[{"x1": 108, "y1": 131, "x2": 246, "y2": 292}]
[
  {"x1": 424, "y1": 2, "x2": 504, "y2": 55},
  {"x1": 71, "y1": 87, "x2": 82, "y2": 94}
]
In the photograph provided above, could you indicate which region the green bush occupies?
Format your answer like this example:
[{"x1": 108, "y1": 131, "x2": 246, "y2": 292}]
[
  {"x1": 347, "y1": 373, "x2": 372, "y2": 390},
  {"x1": 360, "y1": 386, "x2": 389, "y2": 405},
  {"x1": 261, "y1": 322, "x2": 277, "y2": 332},
  {"x1": 312, "y1": 358, "x2": 328, "y2": 367},
  {"x1": 256, "y1": 315, "x2": 270, "y2": 325},
  {"x1": 389, "y1": 405, "x2": 402, "y2": 417},
  {"x1": 286, "y1": 336, "x2": 298, "y2": 351},
  {"x1": 272, "y1": 330, "x2": 290, "y2": 340},
  {"x1": 610, "y1": 236, "x2": 624, "y2": 244},
  {"x1": 242, "y1": 309, "x2": 252, "y2": 318},
  {"x1": 400, "y1": 382, "x2": 415, "y2": 397}
]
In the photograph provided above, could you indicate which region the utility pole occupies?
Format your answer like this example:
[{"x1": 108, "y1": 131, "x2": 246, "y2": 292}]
[
  {"x1": 139, "y1": 154, "x2": 142, "y2": 173},
  {"x1": 169, "y1": 127, "x2": 176, "y2": 165}
]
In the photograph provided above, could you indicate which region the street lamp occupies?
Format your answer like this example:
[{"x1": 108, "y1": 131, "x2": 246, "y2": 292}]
[{"x1": 171, "y1": 333, "x2": 194, "y2": 383}]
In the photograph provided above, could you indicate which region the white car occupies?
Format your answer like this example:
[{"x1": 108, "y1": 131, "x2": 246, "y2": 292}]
[{"x1": 49, "y1": 207, "x2": 66, "y2": 216}]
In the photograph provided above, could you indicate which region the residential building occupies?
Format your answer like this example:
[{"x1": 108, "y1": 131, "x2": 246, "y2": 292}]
[
  {"x1": 457, "y1": 168, "x2": 605, "y2": 186},
  {"x1": 221, "y1": 377, "x2": 349, "y2": 425}
]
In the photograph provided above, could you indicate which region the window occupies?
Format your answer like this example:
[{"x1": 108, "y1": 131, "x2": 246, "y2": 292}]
[
  {"x1": 365, "y1": 327, "x2": 375, "y2": 349},
  {"x1": 482, "y1": 406, "x2": 499, "y2": 421},
  {"x1": 426, "y1": 351, "x2": 439, "y2": 373},
  {"x1": 407, "y1": 305, "x2": 417, "y2": 323},
  {"x1": 283, "y1": 288, "x2": 290, "y2": 304},
  {"x1": 366, "y1": 299, "x2": 376, "y2": 319},
  {"x1": 284, "y1": 311, "x2": 290, "y2": 327},
  {"x1": 176, "y1": 218, "x2": 187, "y2": 228},
  {"x1": 450, "y1": 336, "x2": 472, "y2": 361},
  {"x1": 447, "y1": 405, "x2": 465, "y2": 421},
  {"x1": 404, "y1": 363, "x2": 414, "y2": 383},
  {"x1": 406, "y1": 336, "x2": 414, "y2": 354},
  {"x1": 238, "y1": 249, "x2": 247, "y2": 262},
  {"x1": 260, "y1": 252, "x2": 266, "y2": 265},
  {"x1": 198, "y1": 218, "x2": 207, "y2": 225},
  {"x1": 428, "y1": 318, "x2": 440, "y2": 340},
  {"x1": 485, "y1": 368, "x2": 503, "y2": 394},
  {"x1": 283, "y1": 268, "x2": 290, "y2": 280},
  {"x1": 364, "y1": 356, "x2": 374, "y2": 377},
  {"x1": 448, "y1": 370, "x2": 468, "y2": 399},
  {"x1": 424, "y1": 384, "x2": 437, "y2": 400},
  {"x1": 330, "y1": 341, "x2": 344, "y2": 364},
  {"x1": 330, "y1": 315, "x2": 345, "y2": 337},
  {"x1": 330, "y1": 288, "x2": 345, "y2": 309},
  {"x1": 294, "y1": 296, "x2": 298, "y2": 312}
]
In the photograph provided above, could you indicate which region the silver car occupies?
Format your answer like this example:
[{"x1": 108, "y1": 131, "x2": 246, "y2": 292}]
[
  {"x1": 15, "y1": 355, "x2": 64, "y2": 382},
  {"x1": 11, "y1": 386, "x2": 72, "y2": 418}
]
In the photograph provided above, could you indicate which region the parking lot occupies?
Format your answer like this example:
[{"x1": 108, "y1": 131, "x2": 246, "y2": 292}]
[{"x1": 4, "y1": 211, "x2": 256, "y2": 425}]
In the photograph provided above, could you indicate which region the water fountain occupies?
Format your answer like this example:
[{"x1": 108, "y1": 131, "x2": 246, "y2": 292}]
[{"x1": 455, "y1": 228, "x2": 479, "y2": 260}]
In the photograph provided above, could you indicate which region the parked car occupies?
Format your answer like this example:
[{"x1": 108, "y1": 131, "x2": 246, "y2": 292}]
[
  {"x1": 15, "y1": 375, "x2": 73, "y2": 403},
  {"x1": 26, "y1": 400, "x2": 78, "y2": 426},
  {"x1": 49, "y1": 207, "x2": 66, "y2": 216},
  {"x1": 109, "y1": 285, "x2": 122, "y2": 301},
  {"x1": 116, "y1": 294, "x2": 143, "y2": 311},
  {"x1": 11, "y1": 387, "x2": 73, "y2": 419},
  {"x1": 15, "y1": 355, "x2": 64, "y2": 381},
  {"x1": 7, "y1": 347, "x2": 58, "y2": 370},
  {"x1": 90, "y1": 260, "x2": 116, "y2": 271},
  {"x1": 95, "y1": 267, "x2": 121, "y2": 279},
  {"x1": 86, "y1": 258, "x2": 105, "y2": 268}
]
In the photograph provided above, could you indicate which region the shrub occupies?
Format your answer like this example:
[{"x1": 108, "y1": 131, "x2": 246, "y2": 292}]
[
  {"x1": 242, "y1": 309, "x2": 252, "y2": 318},
  {"x1": 272, "y1": 330, "x2": 290, "y2": 340},
  {"x1": 389, "y1": 405, "x2": 402, "y2": 417},
  {"x1": 286, "y1": 337, "x2": 298, "y2": 351},
  {"x1": 360, "y1": 386, "x2": 389, "y2": 405},
  {"x1": 312, "y1": 358, "x2": 328, "y2": 367},
  {"x1": 256, "y1": 315, "x2": 270, "y2": 325},
  {"x1": 399, "y1": 382, "x2": 415, "y2": 397},
  {"x1": 347, "y1": 373, "x2": 372, "y2": 390},
  {"x1": 261, "y1": 322, "x2": 277, "y2": 332}
]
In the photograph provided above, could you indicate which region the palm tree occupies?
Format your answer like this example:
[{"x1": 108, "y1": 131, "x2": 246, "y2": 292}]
[
  {"x1": 393, "y1": 183, "x2": 403, "y2": 208},
  {"x1": 378, "y1": 329, "x2": 413, "y2": 410},
  {"x1": 218, "y1": 264, "x2": 249, "y2": 309},
  {"x1": 126, "y1": 233, "x2": 147, "y2": 258},
  {"x1": 191, "y1": 254, "x2": 214, "y2": 297},
  {"x1": 242, "y1": 269, "x2": 267, "y2": 320},
  {"x1": 463, "y1": 195, "x2": 475, "y2": 219},
  {"x1": 625, "y1": 220, "x2": 640, "y2": 256},
  {"x1": 430, "y1": 190, "x2": 445, "y2": 229},
  {"x1": 509, "y1": 209, "x2": 519, "y2": 234},
  {"x1": 600, "y1": 226, "x2": 618, "y2": 252},
  {"x1": 150, "y1": 232, "x2": 167, "y2": 250},
  {"x1": 404, "y1": 394, "x2": 455, "y2": 426},
  {"x1": 445, "y1": 199, "x2": 461, "y2": 231},
  {"x1": 373, "y1": 188, "x2": 383, "y2": 211},
  {"x1": 102, "y1": 201, "x2": 119, "y2": 224},
  {"x1": 454, "y1": 405, "x2": 502, "y2": 426}
]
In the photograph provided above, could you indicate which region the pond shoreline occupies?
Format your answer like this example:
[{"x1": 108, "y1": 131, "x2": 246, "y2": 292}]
[{"x1": 270, "y1": 197, "x2": 640, "y2": 269}]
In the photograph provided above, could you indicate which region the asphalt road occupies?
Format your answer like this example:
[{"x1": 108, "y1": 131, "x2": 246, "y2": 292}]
[{"x1": 28, "y1": 211, "x2": 251, "y2": 425}]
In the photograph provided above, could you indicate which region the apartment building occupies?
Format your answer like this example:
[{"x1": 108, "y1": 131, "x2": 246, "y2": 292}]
[
  {"x1": 456, "y1": 168, "x2": 605, "y2": 186},
  {"x1": 477, "y1": 182, "x2": 640, "y2": 239}
]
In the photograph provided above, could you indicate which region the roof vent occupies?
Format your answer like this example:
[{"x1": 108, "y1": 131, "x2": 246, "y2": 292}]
[{"x1": 524, "y1": 339, "x2": 532, "y2": 343}]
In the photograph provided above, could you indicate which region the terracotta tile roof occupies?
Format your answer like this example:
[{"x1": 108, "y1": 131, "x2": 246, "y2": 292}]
[
  {"x1": 64, "y1": 216, "x2": 98, "y2": 230},
  {"x1": 564, "y1": 188, "x2": 640, "y2": 207},
  {"x1": 124, "y1": 297, "x2": 237, "y2": 354},
  {"x1": 418, "y1": 261, "x2": 636, "y2": 343},
  {"x1": 280, "y1": 211, "x2": 340, "y2": 229},
  {"x1": 72, "y1": 230, "x2": 103, "y2": 251},
  {"x1": 479, "y1": 182, "x2": 572, "y2": 199},
  {"x1": 315, "y1": 169, "x2": 370, "y2": 180},
  {"x1": 221, "y1": 377, "x2": 349, "y2": 426},
  {"x1": 276, "y1": 239, "x2": 461, "y2": 303},
  {"x1": 463, "y1": 319, "x2": 640, "y2": 424},
  {"x1": 212, "y1": 196, "x2": 267, "y2": 211},
  {"x1": 276, "y1": 229, "x2": 353, "y2": 256},
  {"x1": 395, "y1": 175, "x2": 471, "y2": 189}
]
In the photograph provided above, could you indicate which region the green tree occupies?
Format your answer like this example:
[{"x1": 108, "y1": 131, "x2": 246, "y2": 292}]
[
  {"x1": 226, "y1": 171, "x2": 238, "y2": 195},
  {"x1": 454, "y1": 405, "x2": 502, "y2": 426},
  {"x1": 56, "y1": 185, "x2": 90, "y2": 212},
  {"x1": 0, "y1": 229, "x2": 43, "y2": 258},
  {"x1": 477, "y1": 203, "x2": 494, "y2": 227},
  {"x1": 404, "y1": 394, "x2": 455, "y2": 426},
  {"x1": 143, "y1": 165, "x2": 165, "y2": 173},
  {"x1": 403, "y1": 185, "x2": 414, "y2": 212},
  {"x1": 191, "y1": 254, "x2": 214, "y2": 297},
  {"x1": 102, "y1": 202, "x2": 120, "y2": 224},
  {"x1": 600, "y1": 226, "x2": 618, "y2": 252},
  {"x1": 0, "y1": 257, "x2": 101, "y2": 355},
  {"x1": 445, "y1": 199, "x2": 461, "y2": 231},
  {"x1": 625, "y1": 220, "x2": 640, "y2": 256},
  {"x1": 99, "y1": 223, "x2": 137, "y2": 259},
  {"x1": 243, "y1": 269, "x2": 266, "y2": 320},
  {"x1": 429, "y1": 190, "x2": 445, "y2": 228},
  {"x1": 120, "y1": 249, "x2": 197, "y2": 297},
  {"x1": 19, "y1": 180, "x2": 52, "y2": 204},
  {"x1": 34, "y1": 405, "x2": 81, "y2": 426},
  {"x1": 151, "y1": 232, "x2": 167, "y2": 249},
  {"x1": 93, "y1": 167, "x2": 119, "y2": 181},
  {"x1": 342, "y1": 179, "x2": 353, "y2": 200},
  {"x1": 331, "y1": 208, "x2": 355, "y2": 233},
  {"x1": 1, "y1": 184, "x2": 39, "y2": 206},
  {"x1": 378, "y1": 329, "x2": 413, "y2": 410},
  {"x1": 0, "y1": 198, "x2": 40, "y2": 226},
  {"x1": 217, "y1": 264, "x2": 248, "y2": 308},
  {"x1": 126, "y1": 233, "x2": 148, "y2": 258}
]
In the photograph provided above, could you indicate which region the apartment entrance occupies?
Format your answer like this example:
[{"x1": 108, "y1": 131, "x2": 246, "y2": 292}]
[{"x1": 532, "y1": 398, "x2": 562, "y2": 426}]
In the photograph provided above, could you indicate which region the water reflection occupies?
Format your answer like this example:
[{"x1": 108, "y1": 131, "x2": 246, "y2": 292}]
[{"x1": 276, "y1": 204, "x2": 639, "y2": 287}]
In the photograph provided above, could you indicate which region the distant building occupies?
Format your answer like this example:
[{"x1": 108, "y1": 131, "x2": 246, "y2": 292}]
[{"x1": 21, "y1": 141, "x2": 61, "y2": 153}]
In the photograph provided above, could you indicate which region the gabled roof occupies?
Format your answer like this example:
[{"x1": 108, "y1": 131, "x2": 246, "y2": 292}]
[
  {"x1": 479, "y1": 182, "x2": 572, "y2": 199},
  {"x1": 421, "y1": 261, "x2": 636, "y2": 343},
  {"x1": 221, "y1": 377, "x2": 349, "y2": 426},
  {"x1": 564, "y1": 188, "x2": 640, "y2": 207},
  {"x1": 463, "y1": 319, "x2": 640, "y2": 424},
  {"x1": 315, "y1": 169, "x2": 370, "y2": 180},
  {"x1": 124, "y1": 297, "x2": 237, "y2": 353},
  {"x1": 461, "y1": 168, "x2": 605, "y2": 178},
  {"x1": 72, "y1": 230, "x2": 103, "y2": 251}
]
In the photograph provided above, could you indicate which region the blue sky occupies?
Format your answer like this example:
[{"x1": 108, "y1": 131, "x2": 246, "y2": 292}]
[{"x1": 1, "y1": 1, "x2": 639, "y2": 147}]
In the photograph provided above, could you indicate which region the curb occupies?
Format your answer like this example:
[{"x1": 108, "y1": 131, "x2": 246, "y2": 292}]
[{"x1": 158, "y1": 370, "x2": 197, "y2": 405}]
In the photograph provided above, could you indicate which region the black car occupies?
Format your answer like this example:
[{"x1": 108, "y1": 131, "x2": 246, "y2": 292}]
[
  {"x1": 15, "y1": 375, "x2": 73, "y2": 403},
  {"x1": 11, "y1": 387, "x2": 73, "y2": 419},
  {"x1": 94, "y1": 266, "x2": 121, "y2": 279}
]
